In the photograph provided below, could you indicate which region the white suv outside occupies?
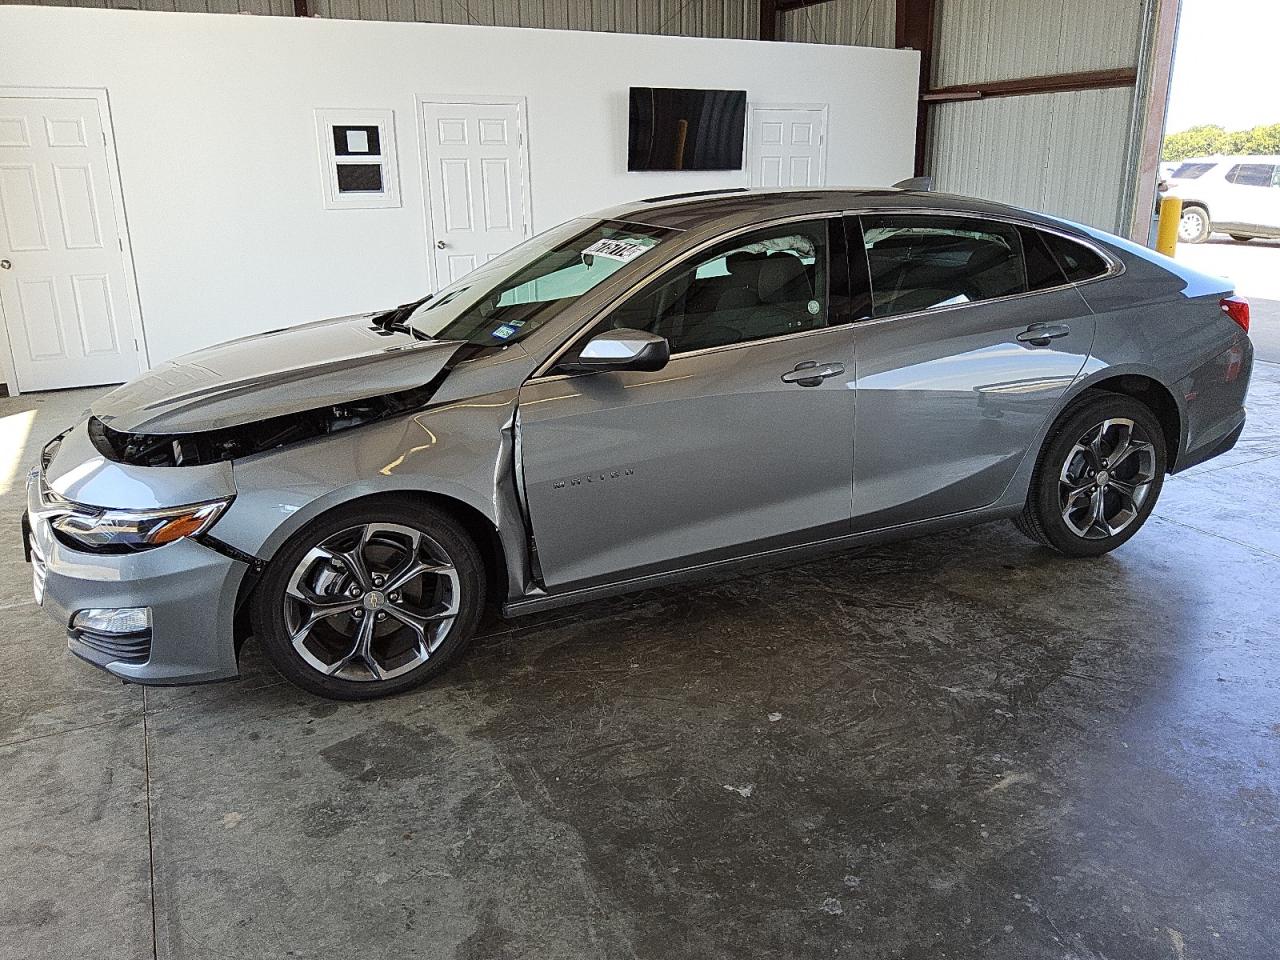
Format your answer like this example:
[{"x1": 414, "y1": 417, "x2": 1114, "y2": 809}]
[{"x1": 1161, "y1": 155, "x2": 1280, "y2": 243}]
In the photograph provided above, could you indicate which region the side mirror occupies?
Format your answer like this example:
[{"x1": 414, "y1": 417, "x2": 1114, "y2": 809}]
[{"x1": 558, "y1": 329, "x2": 670, "y2": 374}]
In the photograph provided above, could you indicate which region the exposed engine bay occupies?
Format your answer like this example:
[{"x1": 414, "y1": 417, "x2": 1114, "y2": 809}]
[{"x1": 88, "y1": 377, "x2": 445, "y2": 467}]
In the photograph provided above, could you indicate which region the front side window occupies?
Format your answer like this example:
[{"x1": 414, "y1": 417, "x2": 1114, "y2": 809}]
[
  {"x1": 404, "y1": 219, "x2": 673, "y2": 346},
  {"x1": 603, "y1": 220, "x2": 831, "y2": 354},
  {"x1": 1169, "y1": 162, "x2": 1216, "y2": 180},
  {"x1": 860, "y1": 215, "x2": 1026, "y2": 317},
  {"x1": 1226, "y1": 163, "x2": 1277, "y2": 187}
]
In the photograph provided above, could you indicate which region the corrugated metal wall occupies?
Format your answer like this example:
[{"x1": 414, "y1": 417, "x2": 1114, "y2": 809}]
[
  {"x1": 779, "y1": 0, "x2": 894, "y2": 48},
  {"x1": 0, "y1": 0, "x2": 764, "y2": 36},
  {"x1": 2, "y1": 0, "x2": 292, "y2": 12},
  {"x1": 932, "y1": 0, "x2": 1141, "y2": 86},
  {"x1": 308, "y1": 0, "x2": 761, "y2": 37},
  {"x1": 928, "y1": 86, "x2": 1135, "y2": 229},
  {"x1": 926, "y1": 0, "x2": 1146, "y2": 231},
  {"x1": 0, "y1": 0, "x2": 902, "y2": 44}
]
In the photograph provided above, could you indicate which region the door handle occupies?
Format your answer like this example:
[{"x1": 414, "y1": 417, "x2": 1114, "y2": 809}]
[
  {"x1": 436, "y1": 240, "x2": 447, "y2": 249},
  {"x1": 781, "y1": 360, "x2": 845, "y2": 387},
  {"x1": 0, "y1": 259, "x2": 11, "y2": 270},
  {"x1": 1016, "y1": 323, "x2": 1070, "y2": 346}
]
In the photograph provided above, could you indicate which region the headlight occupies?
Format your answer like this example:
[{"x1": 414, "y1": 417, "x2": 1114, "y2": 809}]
[{"x1": 50, "y1": 499, "x2": 231, "y2": 552}]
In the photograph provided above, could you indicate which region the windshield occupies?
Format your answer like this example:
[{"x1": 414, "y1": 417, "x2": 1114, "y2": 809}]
[{"x1": 407, "y1": 218, "x2": 675, "y2": 346}]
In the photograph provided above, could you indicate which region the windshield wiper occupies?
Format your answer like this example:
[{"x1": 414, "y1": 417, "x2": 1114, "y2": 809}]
[{"x1": 373, "y1": 295, "x2": 432, "y2": 337}]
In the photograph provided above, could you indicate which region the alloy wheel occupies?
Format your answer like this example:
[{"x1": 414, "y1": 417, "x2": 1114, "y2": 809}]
[
  {"x1": 1058, "y1": 418, "x2": 1157, "y2": 540},
  {"x1": 283, "y1": 522, "x2": 460, "y2": 681}
]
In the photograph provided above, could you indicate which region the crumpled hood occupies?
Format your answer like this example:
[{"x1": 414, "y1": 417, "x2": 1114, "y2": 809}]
[{"x1": 92, "y1": 313, "x2": 466, "y2": 434}]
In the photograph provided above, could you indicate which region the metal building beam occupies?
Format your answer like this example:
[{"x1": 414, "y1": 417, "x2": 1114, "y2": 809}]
[
  {"x1": 896, "y1": 0, "x2": 936, "y2": 175},
  {"x1": 923, "y1": 67, "x2": 1139, "y2": 102}
]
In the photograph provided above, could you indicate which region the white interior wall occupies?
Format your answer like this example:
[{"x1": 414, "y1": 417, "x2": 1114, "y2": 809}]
[{"x1": 0, "y1": 7, "x2": 917, "y2": 370}]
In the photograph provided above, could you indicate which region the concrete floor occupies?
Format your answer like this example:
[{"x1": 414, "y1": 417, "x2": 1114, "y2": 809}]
[{"x1": 2, "y1": 364, "x2": 1279, "y2": 960}]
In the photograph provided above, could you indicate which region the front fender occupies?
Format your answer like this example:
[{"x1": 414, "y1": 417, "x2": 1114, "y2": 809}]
[{"x1": 209, "y1": 388, "x2": 533, "y2": 600}]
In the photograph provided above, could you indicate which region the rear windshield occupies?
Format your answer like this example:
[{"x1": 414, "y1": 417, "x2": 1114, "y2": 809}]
[
  {"x1": 1169, "y1": 162, "x2": 1216, "y2": 180},
  {"x1": 407, "y1": 219, "x2": 674, "y2": 346}
]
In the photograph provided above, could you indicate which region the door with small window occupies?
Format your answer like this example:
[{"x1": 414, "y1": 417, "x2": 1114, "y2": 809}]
[
  {"x1": 518, "y1": 217, "x2": 857, "y2": 589},
  {"x1": 849, "y1": 214, "x2": 1100, "y2": 530}
]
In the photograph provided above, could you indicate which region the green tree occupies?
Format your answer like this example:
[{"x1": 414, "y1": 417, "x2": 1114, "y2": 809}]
[
  {"x1": 1162, "y1": 124, "x2": 1227, "y2": 160},
  {"x1": 1162, "y1": 122, "x2": 1280, "y2": 161}
]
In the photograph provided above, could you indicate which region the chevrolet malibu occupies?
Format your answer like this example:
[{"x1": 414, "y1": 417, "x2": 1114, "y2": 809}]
[{"x1": 24, "y1": 187, "x2": 1253, "y2": 700}]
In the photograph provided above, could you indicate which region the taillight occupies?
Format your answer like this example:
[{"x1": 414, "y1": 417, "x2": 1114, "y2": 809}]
[{"x1": 1221, "y1": 295, "x2": 1250, "y2": 334}]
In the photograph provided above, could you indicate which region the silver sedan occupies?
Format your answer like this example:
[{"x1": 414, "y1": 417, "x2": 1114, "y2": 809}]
[{"x1": 24, "y1": 188, "x2": 1253, "y2": 699}]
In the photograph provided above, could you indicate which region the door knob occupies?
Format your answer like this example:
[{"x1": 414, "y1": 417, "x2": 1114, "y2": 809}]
[
  {"x1": 0, "y1": 259, "x2": 10, "y2": 270},
  {"x1": 435, "y1": 241, "x2": 447, "y2": 250}
]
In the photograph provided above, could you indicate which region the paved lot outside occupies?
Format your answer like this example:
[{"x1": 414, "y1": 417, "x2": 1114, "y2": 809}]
[
  {"x1": 1177, "y1": 235, "x2": 1280, "y2": 362},
  {"x1": 1, "y1": 362, "x2": 1278, "y2": 960}
]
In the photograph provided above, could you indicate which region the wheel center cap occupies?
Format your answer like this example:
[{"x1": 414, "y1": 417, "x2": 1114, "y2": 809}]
[
  {"x1": 363, "y1": 590, "x2": 387, "y2": 611},
  {"x1": 1096, "y1": 469, "x2": 1110, "y2": 486}
]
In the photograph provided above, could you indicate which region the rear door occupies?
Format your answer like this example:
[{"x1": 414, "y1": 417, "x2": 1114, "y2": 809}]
[
  {"x1": 1216, "y1": 162, "x2": 1278, "y2": 227},
  {"x1": 849, "y1": 213, "x2": 1098, "y2": 530},
  {"x1": 518, "y1": 216, "x2": 857, "y2": 590}
]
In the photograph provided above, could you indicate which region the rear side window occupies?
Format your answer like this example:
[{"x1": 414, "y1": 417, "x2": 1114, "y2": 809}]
[
  {"x1": 1226, "y1": 163, "x2": 1277, "y2": 187},
  {"x1": 1170, "y1": 162, "x2": 1216, "y2": 180},
  {"x1": 1039, "y1": 231, "x2": 1109, "y2": 283},
  {"x1": 859, "y1": 214, "x2": 1025, "y2": 317}
]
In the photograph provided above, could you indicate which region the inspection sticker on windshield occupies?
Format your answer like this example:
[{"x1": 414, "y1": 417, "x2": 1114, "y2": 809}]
[{"x1": 582, "y1": 237, "x2": 654, "y2": 263}]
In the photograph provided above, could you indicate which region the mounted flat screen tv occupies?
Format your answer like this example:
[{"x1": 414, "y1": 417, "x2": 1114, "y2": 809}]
[{"x1": 628, "y1": 87, "x2": 747, "y2": 172}]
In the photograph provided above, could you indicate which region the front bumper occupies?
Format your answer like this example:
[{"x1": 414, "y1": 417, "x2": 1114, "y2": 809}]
[{"x1": 25, "y1": 470, "x2": 249, "y2": 685}]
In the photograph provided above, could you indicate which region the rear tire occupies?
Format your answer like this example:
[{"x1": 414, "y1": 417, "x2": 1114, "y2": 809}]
[
  {"x1": 1015, "y1": 393, "x2": 1167, "y2": 558},
  {"x1": 1178, "y1": 205, "x2": 1211, "y2": 244},
  {"x1": 251, "y1": 497, "x2": 486, "y2": 700},
  {"x1": 1229, "y1": 234, "x2": 1253, "y2": 243}
]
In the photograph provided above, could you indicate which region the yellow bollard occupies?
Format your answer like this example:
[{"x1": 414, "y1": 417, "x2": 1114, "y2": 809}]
[{"x1": 1155, "y1": 196, "x2": 1183, "y2": 257}]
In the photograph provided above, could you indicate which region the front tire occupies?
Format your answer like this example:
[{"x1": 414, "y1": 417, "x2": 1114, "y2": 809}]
[
  {"x1": 251, "y1": 497, "x2": 486, "y2": 700},
  {"x1": 1015, "y1": 393, "x2": 1167, "y2": 557},
  {"x1": 1178, "y1": 205, "x2": 1211, "y2": 244}
]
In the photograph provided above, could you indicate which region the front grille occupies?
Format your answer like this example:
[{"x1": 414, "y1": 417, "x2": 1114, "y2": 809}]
[{"x1": 72, "y1": 630, "x2": 152, "y2": 663}]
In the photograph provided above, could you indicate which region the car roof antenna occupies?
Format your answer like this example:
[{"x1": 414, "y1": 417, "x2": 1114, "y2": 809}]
[{"x1": 892, "y1": 176, "x2": 934, "y2": 191}]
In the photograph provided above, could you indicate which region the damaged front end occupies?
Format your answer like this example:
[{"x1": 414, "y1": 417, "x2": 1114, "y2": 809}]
[
  {"x1": 85, "y1": 317, "x2": 475, "y2": 466},
  {"x1": 88, "y1": 376, "x2": 448, "y2": 467}
]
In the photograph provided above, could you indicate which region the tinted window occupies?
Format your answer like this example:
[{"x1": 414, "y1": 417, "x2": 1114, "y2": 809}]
[
  {"x1": 1039, "y1": 231, "x2": 1109, "y2": 283},
  {"x1": 1226, "y1": 163, "x2": 1276, "y2": 187},
  {"x1": 860, "y1": 215, "x2": 1025, "y2": 317},
  {"x1": 1020, "y1": 227, "x2": 1070, "y2": 291},
  {"x1": 605, "y1": 220, "x2": 830, "y2": 354},
  {"x1": 1170, "y1": 162, "x2": 1216, "y2": 180}
]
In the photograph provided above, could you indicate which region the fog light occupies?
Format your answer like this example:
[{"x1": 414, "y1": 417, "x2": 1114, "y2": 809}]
[{"x1": 72, "y1": 607, "x2": 151, "y2": 636}]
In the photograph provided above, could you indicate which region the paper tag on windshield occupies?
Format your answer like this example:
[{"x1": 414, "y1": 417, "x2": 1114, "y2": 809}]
[{"x1": 583, "y1": 237, "x2": 652, "y2": 263}]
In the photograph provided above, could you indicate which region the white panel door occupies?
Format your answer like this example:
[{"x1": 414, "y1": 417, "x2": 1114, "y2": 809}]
[
  {"x1": 748, "y1": 107, "x2": 827, "y2": 189},
  {"x1": 421, "y1": 100, "x2": 531, "y2": 286},
  {"x1": 0, "y1": 95, "x2": 141, "y2": 391}
]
